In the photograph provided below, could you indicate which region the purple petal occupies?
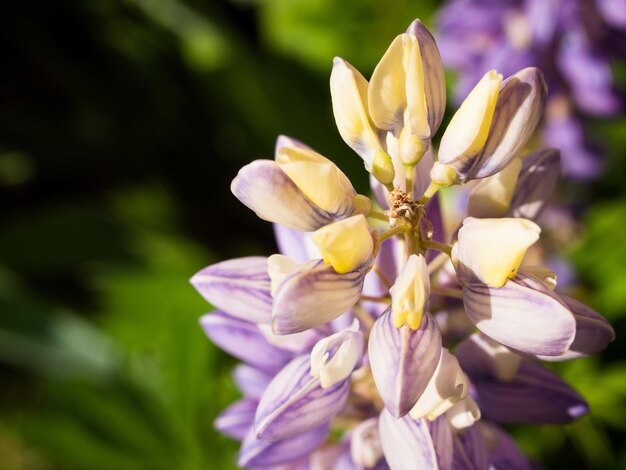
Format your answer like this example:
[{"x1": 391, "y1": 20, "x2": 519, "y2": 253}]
[
  {"x1": 455, "y1": 333, "x2": 520, "y2": 383},
  {"x1": 272, "y1": 260, "x2": 368, "y2": 334},
  {"x1": 273, "y1": 224, "x2": 314, "y2": 263},
  {"x1": 231, "y1": 159, "x2": 335, "y2": 231},
  {"x1": 370, "y1": 174, "x2": 389, "y2": 209},
  {"x1": 452, "y1": 424, "x2": 489, "y2": 470},
  {"x1": 200, "y1": 311, "x2": 292, "y2": 373},
  {"x1": 428, "y1": 416, "x2": 453, "y2": 470},
  {"x1": 413, "y1": 148, "x2": 435, "y2": 200},
  {"x1": 369, "y1": 309, "x2": 442, "y2": 417},
  {"x1": 190, "y1": 257, "x2": 272, "y2": 324},
  {"x1": 485, "y1": 423, "x2": 534, "y2": 470},
  {"x1": 378, "y1": 410, "x2": 440, "y2": 470},
  {"x1": 233, "y1": 365, "x2": 272, "y2": 400},
  {"x1": 238, "y1": 423, "x2": 329, "y2": 468},
  {"x1": 214, "y1": 399, "x2": 257, "y2": 440},
  {"x1": 508, "y1": 149, "x2": 561, "y2": 220},
  {"x1": 472, "y1": 361, "x2": 588, "y2": 424},
  {"x1": 557, "y1": 30, "x2": 621, "y2": 116},
  {"x1": 462, "y1": 273, "x2": 576, "y2": 356},
  {"x1": 598, "y1": 0, "x2": 626, "y2": 28},
  {"x1": 538, "y1": 294, "x2": 615, "y2": 361},
  {"x1": 254, "y1": 355, "x2": 349, "y2": 440},
  {"x1": 468, "y1": 68, "x2": 547, "y2": 180},
  {"x1": 543, "y1": 112, "x2": 602, "y2": 179}
]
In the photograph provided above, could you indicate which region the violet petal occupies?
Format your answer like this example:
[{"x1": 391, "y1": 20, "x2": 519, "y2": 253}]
[
  {"x1": 428, "y1": 415, "x2": 453, "y2": 470},
  {"x1": 462, "y1": 273, "x2": 576, "y2": 356},
  {"x1": 273, "y1": 224, "x2": 315, "y2": 263},
  {"x1": 378, "y1": 409, "x2": 440, "y2": 470},
  {"x1": 254, "y1": 355, "x2": 350, "y2": 440},
  {"x1": 272, "y1": 259, "x2": 368, "y2": 334},
  {"x1": 451, "y1": 424, "x2": 490, "y2": 470},
  {"x1": 508, "y1": 148, "x2": 561, "y2": 221},
  {"x1": 369, "y1": 309, "x2": 442, "y2": 417},
  {"x1": 200, "y1": 311, "x2": 292, "y2": 373},
  {"x1": 214, "y1": 399, "x2": 257, "y2": 440},
  {"x1": 406, "y1": 19, "x2": 446, "y2": 137},
  {"x1": 473, "y1": 361, "x2": 588, "y2": 424},
  {"x1": 238, "y1": 423, "x2": 329, "y2": 468},
  {"x1": 537, "y1": 294, "x2": 615, "y2": 361},
  {"x1": 233, "y1": 364, "x2": 272, "y2": 400},
  {"x1": 190, "y1": 257, "x2": 272, "y2": 324},
  {"x1": 485, "y1": 423, "x2": 534, "y2": 470}
]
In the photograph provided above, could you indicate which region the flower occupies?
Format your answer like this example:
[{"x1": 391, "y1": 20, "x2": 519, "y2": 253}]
[
  {"x1": 191, "y1": 19, "x2": 614, "y2": 469},
  {"x1": 436, "y1": 0, "x2": 626, "y2": 179}
]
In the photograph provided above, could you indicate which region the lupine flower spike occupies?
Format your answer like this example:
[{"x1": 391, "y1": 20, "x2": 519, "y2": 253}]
[{"x1": 191, "y1": 19, "x2": 614, "y2": 469}]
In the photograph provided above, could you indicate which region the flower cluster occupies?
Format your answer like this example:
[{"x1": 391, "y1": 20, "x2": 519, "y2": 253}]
[
  {"x1": 191, "y1": 20, "x2": 615, "y2": 469},
  {"x1": 436, "y1": 0, "x2": 626, "y2": 179}
]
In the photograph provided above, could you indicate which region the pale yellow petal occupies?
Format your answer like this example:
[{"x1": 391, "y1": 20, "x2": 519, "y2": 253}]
[
  {"x1": 439, "y1": 70, "x2": 503, "y2": 165},
  {"x1": 457, "y1": 217, "x2": 541, "y2": 288},
  {"x1": 330, "y1": 58, "x2": 383, "y2": 164},
  {"x1": 276, "y1": 146, "x2": 356, "y2": 214},
  {"x1": 403, "y1": 34, "x2": 430, "y2": 139},
  {"x1": 390, "y1": 254, "x2": 430, "y2": 329},
  {"x1": 467, "y1": 157, "x2": 522, "y2": 218},
  {"x1": 311, "y1": 215, "x2": 374, "y2": 274},
  {"x1": 368, "y1": 35, "x2": 407, "y2": 132}
]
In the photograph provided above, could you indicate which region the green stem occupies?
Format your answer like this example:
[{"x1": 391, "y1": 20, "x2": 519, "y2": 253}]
[
  {"x1": 427, "y1": 252, "x2": 450, "y2": 274},
  {"x1": 367, "y1": 210, "x2": 389, "y2": 222},
  {"x1": 418, "y1": 181, "x2": 442, "y2": 204},
  {"x1": 380, "y1": 224, "x2": 409, "y2": 241},
  {"x1": 421, "y1": 239, "x2": 452, "y2": 256},
  {"x1": 360, "y1": 294, "x2": 391, "y2": 304}
]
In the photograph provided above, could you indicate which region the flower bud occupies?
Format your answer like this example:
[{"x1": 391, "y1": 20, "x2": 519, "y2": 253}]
[
  {"x1": 439, "y1": 70, "x2": 503, "y2": 171},
  {"x1": 330, "y1": 58, "x2": 386, "y2": 167},
  {"x1": 310, "y1": 321, "x2": 364, "y2": 388},
  {"x1": 276, "y1": 146, "x2": 356, "y2": 215}
]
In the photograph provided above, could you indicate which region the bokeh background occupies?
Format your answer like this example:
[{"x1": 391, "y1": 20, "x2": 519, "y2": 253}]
[{"x1": 1, "y1": 0, "x2": 625, "y2": 468}]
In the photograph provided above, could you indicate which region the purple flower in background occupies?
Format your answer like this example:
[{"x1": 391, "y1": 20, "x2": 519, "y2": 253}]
[
  {"x1": 437, "y1": 0, "x2": 626, "y2": 179},
  {"x1": 191, "y1": 19, "x2": 614, "y2": 469}
]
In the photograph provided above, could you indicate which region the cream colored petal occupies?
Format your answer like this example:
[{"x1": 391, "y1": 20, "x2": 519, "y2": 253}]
[
  {"x1": 403, "y1": 34, "x2": 430, "y2": 139},
  {"x1": 439, "y1": 70, "x2": 503, "y2": 167},
  {"x1": 311, "y1": 215, "x2": 374, "y2": 274},
  {"x1": 446, "y1": 396, "x2": 481, "y2": 431},
  {"x1": 276, "y1": 146, "x2": 356, "y2": 215},
  {"x1": 409, "y1": 349, "x2": 468, "y2": 421},
  {"x1": 390, "y1": 254, "x2": 430, "y2": 329},
  {"x1": 457, "y1": 217, "x2": 541, "y2": 288},
  {"x1": 330, "y1": 58, "x2": 383, "y2": 165},
  {"x1": 467, "y1": 157, "x2": 522, "y2": 218},
  {"x1": 267, "y1": 254, "x2": 301, "y2": 296},
  {"x1": 310, "y1": 322, "x2": 364, "y2": 388}
]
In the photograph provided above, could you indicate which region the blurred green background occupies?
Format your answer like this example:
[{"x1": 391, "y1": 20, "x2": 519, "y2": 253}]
[{"x1": 0, "y1": 0, "x2": 625, "y2": 468}]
